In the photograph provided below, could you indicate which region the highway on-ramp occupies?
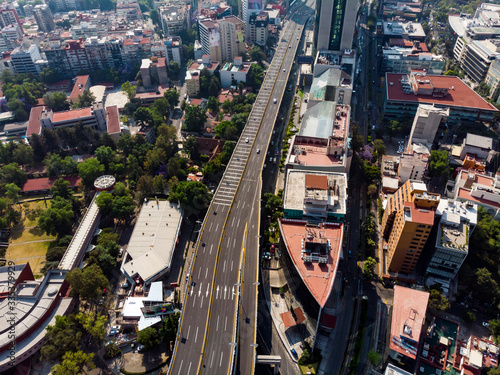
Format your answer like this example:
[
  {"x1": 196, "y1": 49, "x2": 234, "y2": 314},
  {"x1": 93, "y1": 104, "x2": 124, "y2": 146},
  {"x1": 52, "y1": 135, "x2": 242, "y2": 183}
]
[{"x1": 168, "y1": 4, "x2": 313, "y2": 374}]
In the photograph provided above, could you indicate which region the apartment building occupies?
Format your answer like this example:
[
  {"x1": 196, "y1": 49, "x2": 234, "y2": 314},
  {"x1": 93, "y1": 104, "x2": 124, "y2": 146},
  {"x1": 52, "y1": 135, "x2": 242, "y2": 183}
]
[
  {"x1": 382, "y1": 180, "x2": 440, "y2": 274},
  {"x1": 460, "y1": 39, "x2": 500, "y2": 83},
  {"x1": 219, "y1": 16, "x2": 245, "y2": 63},
  {"x1": 426, "y1": 199, "x2": 477, "y2": 293},
  {"x1": 160, "y1": 4, "x2": 189, "y2": 37},
  {"x1": 116, "y1": 0, "x2": 143, "y2": 21},
  {"x1": 249, "y1": 11, "x2": 269, "y2": 46},
  {"x1": 33, "y1": 4, "x2": 55, "y2": 33},
  {"x1": 151, "y1": 36, "x2": 182, "y2": 65},
  {"x1": 408, "y1": 104, "x2": 449, "y2": 146},
  {"x1": 10, "y1": 44, "x2": 42, "y2": 75},
  {"x1": 240, "y1": 0, "x2": 266, "y2": 42},
  {"x1": 0, "y1": 7, "x2": 23, "y2": 32}
]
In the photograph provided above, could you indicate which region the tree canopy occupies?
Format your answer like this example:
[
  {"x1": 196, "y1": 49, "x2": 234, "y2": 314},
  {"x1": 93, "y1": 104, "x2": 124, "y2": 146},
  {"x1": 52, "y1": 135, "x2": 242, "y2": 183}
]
[
  {"x1": 428, "y1": 150, "x2": 451, "y2": 178},
  {"x1": 183, "y1": 104, "x2": 208, "y2": 132},
  {"x1": 43, "y1": 91, "x2": 70, "y2": 111}
]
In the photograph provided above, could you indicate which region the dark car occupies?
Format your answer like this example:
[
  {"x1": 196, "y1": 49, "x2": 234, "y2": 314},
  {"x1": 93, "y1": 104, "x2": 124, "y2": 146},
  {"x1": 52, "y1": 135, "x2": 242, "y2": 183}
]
[{"x1": 291, "y1": 348, "x2": 298, "y2": 359}]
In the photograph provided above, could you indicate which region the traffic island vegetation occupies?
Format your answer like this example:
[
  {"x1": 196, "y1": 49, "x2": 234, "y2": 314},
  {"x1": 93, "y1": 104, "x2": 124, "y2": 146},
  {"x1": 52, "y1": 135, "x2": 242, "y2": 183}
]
[
  {"x1": 348, "y1": 297, "x2": 369, "y2": 374},
  {"x1": 298, "y1": 342, "x2": 321, "y2": 375}
]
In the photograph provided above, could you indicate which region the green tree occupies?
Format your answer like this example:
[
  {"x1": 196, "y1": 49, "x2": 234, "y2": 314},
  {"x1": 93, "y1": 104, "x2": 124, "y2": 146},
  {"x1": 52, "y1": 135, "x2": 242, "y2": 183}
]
[
  {"x1": 159, "y1": 312, "x2": 180, "y2": 344},
  {"x1": 385, "y1": 120, "x2": 401, "y2": 140},
  {"x1": 8, "y1": 98, "x2": 28, "y2": 121},
  {"x1": 38, "y1": 197, "x2": 74, "y2": 236},
  {"x1": 96, "y1": 191, "x2": 114, "y2": 215},
  {"x1": 12, "y1": 142, "x2": 34, "y2": 166},
  {"x1": 65, "y1": 264, "x2": 109, "y2": 304},
  {"x1": 367, "y1": 351, "x2": 382, "y2": 367},
  {"x1": 362, "y1": 163, "x2": 381, "y2": 185},
  {"x1": 215, "y1": 120, "x2": 238, "y2": 140},
  {"x1": 249, "y1": 45, "x2": 264, "y2": 63},
  {"x1": 263, "y1": 192, "x2": 283, "y2": 220},
  {"x1": 104, "y1": 342, "x2": 121, "y2": 359},
  {"x1": 183, "y1": 136, "x2": 199, "y2": 159},
  {"x1": 43, "y1": 91, "x2": 70, "y2": 111},
  {"x1": 150, "y1": 8, "x2": 160, "y2": 25},
  {"x1": 183, "y1": 104, "x2": 208, "y2": 132},
  {"x1": 428, "y1": 288, "x2": 451, "y2": 311},
  {"x1": 137, "y1": 327, "x2": 159, "y2": 350},
  {"x1": 207, "y1": 96, "x2": 220, "y2": 112},
  {"x1": 94, "y1": 145, "x2": 116, "y2": 168},
  {"x1": 168, "y1": 61, "x2": 181, "y2": 78},
  {"x1": 75, "y1": 312, "x2": 106, "y2": 342},
  {"x1": 121, "y1": 81, "x2": 137, "y2": 100},
  {"x1": 5, "y1": 183, "x2": 21, "y2": 204},
  {"x1": 77, "y1": 158, "x2": 105, "y2": 188},
  {"x1": 372, "y1": 139, "x2": 386, "y2": 161},
  {"x1": 474, "y1": 267, "x2": 499, "y2": 303},
  {"x1": 50, "y1": 178, "x2": 73, "y2": 200},
  {"x1": 41, "y1": 315, "x2": 82, "y2": 360},
  {"x1": 153, "y1": 174, "x2": 166, "y2": 194},
  {"x1": 51, "y1": 350, "x2": 95, "y2": 375},
  {"x1": 169, "y1": 180, "x2": 211, "y2": 215},
  {"x1": 428, "y1": 150, "x2": 451, "y2": 178},
  {"x1": 464, "y1": 311, "x2": 477, "y2": 322},
  {"x1": 164, "y1": 88, "x2": 180, "y2": 108},
  {"x1": 363, "y1": 257, "x2": 377, "y2": 279},
  {"x1": 1, "y1": 162, "x2": 27, "y2": 187},
  {"x1": 45, "y1": 154, "x2": 78, "y2": 177},
  {"x1": 111, "y1": 195, "x2": 135, "y2": 222},
  {"x1": 350, "y1": 124, "x2": 364, "y2": 153},
  {"x1": 73, "y1": 90, "x2": 96, "y2": 109},
  {"x1": 133, "y1": 107, "x2": 154, "y2": 127},
  {"x1": 40, "y1": 67, "x2": 60, "y2": 84}
]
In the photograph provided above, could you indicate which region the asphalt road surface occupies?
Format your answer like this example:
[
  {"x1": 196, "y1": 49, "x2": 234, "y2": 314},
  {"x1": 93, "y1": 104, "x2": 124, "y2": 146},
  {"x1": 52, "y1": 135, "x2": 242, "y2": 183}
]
[{"x1": 168, "y1": 3, "x2": 312, "y2": 375}]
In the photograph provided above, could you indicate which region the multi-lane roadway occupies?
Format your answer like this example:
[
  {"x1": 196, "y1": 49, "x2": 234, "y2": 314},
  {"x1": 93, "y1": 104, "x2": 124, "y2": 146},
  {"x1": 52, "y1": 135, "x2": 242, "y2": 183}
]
[{"x1": 168, "y1": 4, "x2": 312, "y2": 375}]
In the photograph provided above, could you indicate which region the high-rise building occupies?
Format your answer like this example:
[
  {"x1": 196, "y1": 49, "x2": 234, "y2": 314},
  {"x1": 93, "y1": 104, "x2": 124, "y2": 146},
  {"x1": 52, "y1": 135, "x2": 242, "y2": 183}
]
[
  {"x1": 315, "y1": 0, "x2": 358, "y2": 51},
  {"x1": 0, "y1": 8, "x2": 23, "y2": 33},
  {"x1": 381, "y1": 180, "x2": 440, "y2": 274},
  {"x1": 10, "y1": 44, "x2": 42, "y2": 75},
  {"x1": 33, "y1": 4, "x2": 55, "y2": 33},
  {"x1": 198, "y1": 18, "x2": 221, "y2": 62},
  {"x1": 249, "y1": 11, "x2": 269, "y2": 46},
  {"x1": 240, "y1": 0, "x2": 266, "y2": 42},
  {"x1": 218, "y1": 16, "x2": 245, "y2": 62},
  {"x1": 408, "y1": 104, "x2": 449, "y2": 147}
]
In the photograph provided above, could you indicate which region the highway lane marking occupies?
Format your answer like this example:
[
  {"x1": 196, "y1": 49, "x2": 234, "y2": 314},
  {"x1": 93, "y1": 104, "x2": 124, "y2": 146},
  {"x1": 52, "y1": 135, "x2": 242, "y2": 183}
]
[
  {"x1": 210, "y1": 244, "x2": 213, "y2": 255},
  {"x1": 232, "y1": 217, "x2": 235, "y2": 226},
  {"x1": 205, "y1": 268, "x2": 208, "y2": 279},
  {"x1": 186, "y1": 326, "x2": 190, "y2": 340},
  {"x1": 178, "y1": 360, "x2": 183, "y2": 375},
  {"x1": 224, "y1": 316, "x2": 227, "y2": 331},
  {"x1": 233, "y1": 238, "x2": 236, "y2": 248},
  {"x1": 206, "y1": 283, "x2": 209, "y2": 298},
  {"x1": 200, "y1": 296, "x2": 204, "y2": 308},
  {"x1": 223, "y1": 260, "x2": 226, "y2": 272},
  {"x1": 237, "y1": 218, "x2": 240, "y2": 227},
  {"x1": 192, "y1": 296, "x2": 196, "y2": 307},
  {"x1": 236, "y1": 201, "x2": 240, "y2": 209},
  {"x1": 232, "y1": 286, "x2": 235, "y2": 300},
  {"x1": 216, "y1": 285, "x2": 220, "y2": 299},
  {"x1": 209, "y1": 223, "x2": 213, "y2": 231},
  {"x1": 216, "y1": 223, "x2": 219, "y2": 232},
  {"x1": 231, "y1": 260, "x2": 233, "y2": 272},
  {"x1": 224, "y1": 285, "x2": 227, "y2": 299},
  {"x1": 216, "y1": 315, "x2": 220, "y2": 331},
  {"x1": 198, "y1": 283, "x2": 202, "y2": 297},
  {"x1": 219, "y1": 352, "x2": 224, "y2": 367},
  {"x1": 187, "y1": 362, "x2": 192, "y2": 375},
  {"x1": 210, "y1": 351, "x2": 215, "y2": 368},
  {"x1": 195, "y1": 326, "x2": 199, "y2": 343},
  {"x1": 197, "y1": 267, "x2": 201, "y2": 279}
]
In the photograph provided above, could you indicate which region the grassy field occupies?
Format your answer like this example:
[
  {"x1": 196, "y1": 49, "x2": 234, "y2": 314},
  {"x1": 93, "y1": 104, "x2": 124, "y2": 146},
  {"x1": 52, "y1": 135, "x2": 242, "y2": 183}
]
[{"x1": 5, "y1": 200, "x2": 56, "y2": 276}]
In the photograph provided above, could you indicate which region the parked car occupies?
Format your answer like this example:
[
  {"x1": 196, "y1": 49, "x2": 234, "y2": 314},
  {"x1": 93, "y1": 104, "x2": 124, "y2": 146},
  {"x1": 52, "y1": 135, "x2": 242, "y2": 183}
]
[
  {"x1": 111, "y1": 325, "x2": 121, "y2": 331},
  {"x1": 121, "y1": 282, "x2": 129, "y2": 288},
  {"x1": 483, "y1": 322, "x2": 490, "y2": 327},
  {"x1": 270, "y1": 244, "x2": 275, "y2": 253},
  {"x1": 109, "y1": 330, "x2": 119, "y2": 336},
  {"x1": 291, "y1": 348, "x2": 298, "y2": 359}
]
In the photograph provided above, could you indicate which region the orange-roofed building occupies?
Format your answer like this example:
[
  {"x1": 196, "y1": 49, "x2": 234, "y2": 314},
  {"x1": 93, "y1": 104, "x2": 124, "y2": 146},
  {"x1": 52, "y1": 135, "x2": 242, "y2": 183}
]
[
  {"x1": 389, "y1": 286, "x2": 429, "y2": 362},
  {"x1": 382, "y1": 180, "x2": 440, "y2": 274},
  {"x1": 278, "y1": 219, "x2": 343, "y2": 331},
  {"x1": 384, "y1": 71, "x2": 498, "y2": 125},
  {"x1": 69, "y1": 75, "x2": 90, "y2": 103}
]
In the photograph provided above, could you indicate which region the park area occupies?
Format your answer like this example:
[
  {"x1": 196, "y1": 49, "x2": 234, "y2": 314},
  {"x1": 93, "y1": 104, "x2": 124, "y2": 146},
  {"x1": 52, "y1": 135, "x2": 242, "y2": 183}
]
[{"x1": 4, "y1": 199, "x2": 56, "y2": 277}]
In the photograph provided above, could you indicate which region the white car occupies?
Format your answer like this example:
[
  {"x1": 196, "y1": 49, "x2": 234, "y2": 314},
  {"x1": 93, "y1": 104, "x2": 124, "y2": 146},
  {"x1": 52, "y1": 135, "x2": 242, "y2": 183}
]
[
  {"x1": 273, "y1": 98, "x2": 277, "y2": 103},
  {"x1": 245, "y1": 137, "x2": 249, "y2": 143},
  {"x1": 483, "y1": 322, "x2": 490, "y2": 327},
  {"x1": 283, "y1": 68, "x2": 286, "y2": 72}
]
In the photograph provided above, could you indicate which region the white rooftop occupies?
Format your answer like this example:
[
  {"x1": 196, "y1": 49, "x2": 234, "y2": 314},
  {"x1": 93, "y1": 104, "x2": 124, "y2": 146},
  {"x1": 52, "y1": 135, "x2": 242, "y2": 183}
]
[
  {"x1": 436, "y1": 199, "x2": 478, "y2": 226},
  {"x1": 122, "y1": 281, "x2": 164, "y2": 331},
  {"x1": 121, "y1": 200, "x2": 183, "y2": 284}
]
